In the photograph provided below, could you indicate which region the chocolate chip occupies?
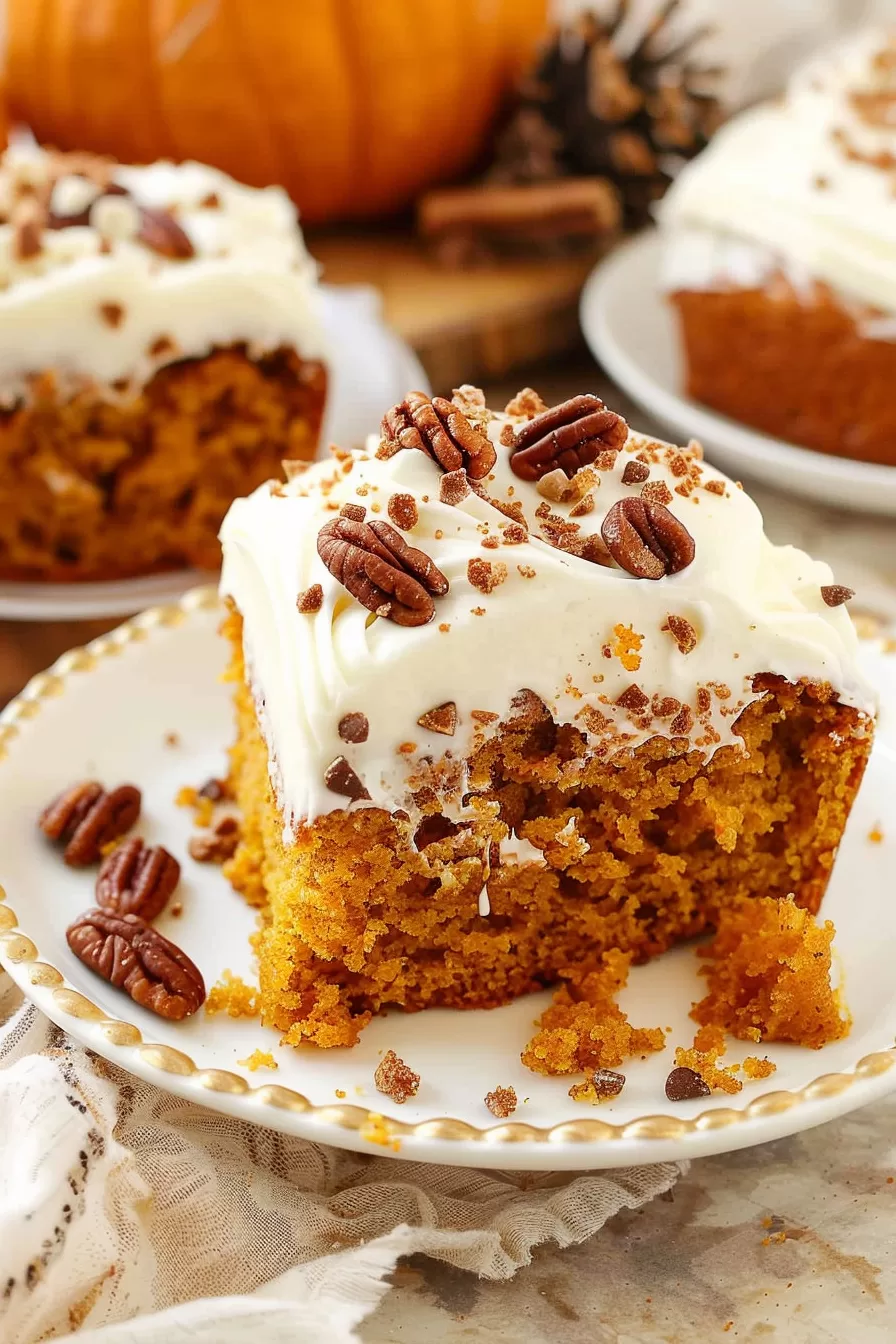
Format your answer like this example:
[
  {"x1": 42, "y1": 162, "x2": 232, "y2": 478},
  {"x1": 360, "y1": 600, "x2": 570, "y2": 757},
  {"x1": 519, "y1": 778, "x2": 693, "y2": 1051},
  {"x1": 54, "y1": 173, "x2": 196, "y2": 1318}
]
[
  {"x1": 591, "y1": 1068, "x2": 626, "y2": 1098},
  {"x1": 338, "y1": 712, "x2": 369, "y2": 744},
  {"x1": 324, "y1": 756, "x2": 370, "y2": 802},
  {"x1": 820, "y1": 584, "x2": 855, "y2": 607},
  {"x1": 665, "y1": 1066, "x2": 711, "y2": 1102}
]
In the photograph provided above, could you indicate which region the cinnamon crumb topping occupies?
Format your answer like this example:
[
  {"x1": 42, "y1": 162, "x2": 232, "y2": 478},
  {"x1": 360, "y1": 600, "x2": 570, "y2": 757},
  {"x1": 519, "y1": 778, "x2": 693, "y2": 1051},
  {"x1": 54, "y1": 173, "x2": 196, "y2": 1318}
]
[
  {"x1": 502, "y1": 523, "x2": 528, "y2": 545},
  {"x1": 622, "y1": 459, "x2": 649, "y2": 485},
  {"x1": 664, "y1": 614, "x2": 698, "y2": 654},
  {"x1": 387, "y1": 493, "x2": 418, "y2": 531},
  {"x1": 704, "y1": 479, "x2": 726, "y2": 496},
  {"x1": 297, "y1": 584, "x2": 323, "y2": 614},
  {"x1": 517, "y1": 565, "x2": 536, "y2": 578},
  {"x1": 504, "y1": 387, "x2": 547, "y2": 419},
  {"x1": 417, "y1": 702, "x2": 458, "y2": 736},
  {"x1": 440, "y1": 469, "x2": 471, "y2": 506},
  {"x1": 616, "y1": 684, "x2": 649, "y2": 712},
  {"x1": 696, "y1": 688, "x2": 712, "y2": 715},
  {"x1": 339, "y1": 502, "x2": 366, "y2": 522},
  {"x1": 641, "y1": 480, "x2": 673, "y2": 506},
  {"x1": 468, "y1": 557, "x2": 507, "y2": 594}
]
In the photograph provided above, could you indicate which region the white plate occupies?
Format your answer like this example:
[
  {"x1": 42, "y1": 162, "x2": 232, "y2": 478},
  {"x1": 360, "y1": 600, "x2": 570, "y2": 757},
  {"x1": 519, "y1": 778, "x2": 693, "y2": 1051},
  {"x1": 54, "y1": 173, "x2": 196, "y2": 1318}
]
[
  {"x1": 580, "y1": 232, "x2": 896, "y2": 518},
  {"x1": 1, "y1": 589, "x2": 895, "y2": 1170},
  {"x1": 0, "y1": 286, "x2": 429, "y2": 621}
]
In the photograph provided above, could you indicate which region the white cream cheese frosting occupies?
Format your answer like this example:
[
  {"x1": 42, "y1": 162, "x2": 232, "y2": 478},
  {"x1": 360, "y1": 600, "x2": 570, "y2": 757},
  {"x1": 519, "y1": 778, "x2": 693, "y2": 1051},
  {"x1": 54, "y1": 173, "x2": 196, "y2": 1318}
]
[
  {"x1": 219, "y1": 394, "x2": 875, "y2": 840},
  {"x1": 658, "y1": 28, "x2": 896, "y2": 316},
  {"x1": 0, "y1": 141, "x2": 325, "y2": 404}
]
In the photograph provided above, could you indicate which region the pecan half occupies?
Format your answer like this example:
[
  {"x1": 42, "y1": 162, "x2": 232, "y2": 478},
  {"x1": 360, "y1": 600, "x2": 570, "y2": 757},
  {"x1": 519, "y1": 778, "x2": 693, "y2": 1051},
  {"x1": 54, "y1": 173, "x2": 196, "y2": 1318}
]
[
  {"x1": 39, "y1": 781, "x2": 141, "y2": 866},
  {"x1": 96, "y1": 837, "x2": 180, "y2": 920},
  {"x1": 135, "y1": 206, "x2": 194, "y2": 259},
  {"x1": 601, "y1": 498, "x2": 695, "y2": 579},
  {"x1": 381, "y1": 391, "x2": 496, "y2": 479},
  {"x1": 66, "y1": 909, "x2": 205, "y2": 1020},
  {"x1": 510, "y1": 395, "x2": 628, "y2": 481},
  {"x1": 317, "y1": 516, "x2": 448, "y2": 626}
]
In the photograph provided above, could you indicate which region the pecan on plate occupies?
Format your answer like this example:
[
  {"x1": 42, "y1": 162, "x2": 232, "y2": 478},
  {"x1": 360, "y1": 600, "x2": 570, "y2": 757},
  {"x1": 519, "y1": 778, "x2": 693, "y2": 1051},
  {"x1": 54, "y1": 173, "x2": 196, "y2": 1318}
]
[
  {"x1": 509, "y1": 395, "x2": 628, "y2": 481},
  {"x1": 317, "y1": 516, "x2": 449, "y2": 626},
  {"x1": 601, "y1": 497, "x2": 695, "y2": 579},
  {"x1": 96, "y1": 837, "x2": 180, "y2": 920},
  {"x1": 66, "y1": 908, "x2": 205, "y2": 1020},
  {"x1": 381, "y1": 391, "x2": 496, "y2": 480},
  {"x1": 39, "y1": 781, "x2": 142, "y2": 866}
]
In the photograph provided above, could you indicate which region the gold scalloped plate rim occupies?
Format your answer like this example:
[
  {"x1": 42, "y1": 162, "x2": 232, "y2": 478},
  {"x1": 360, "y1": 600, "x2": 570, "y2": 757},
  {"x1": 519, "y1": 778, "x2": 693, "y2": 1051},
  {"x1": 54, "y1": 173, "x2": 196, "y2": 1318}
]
[{"x1": 1, "y1": 584, "x2": 895, "y2": 1166}]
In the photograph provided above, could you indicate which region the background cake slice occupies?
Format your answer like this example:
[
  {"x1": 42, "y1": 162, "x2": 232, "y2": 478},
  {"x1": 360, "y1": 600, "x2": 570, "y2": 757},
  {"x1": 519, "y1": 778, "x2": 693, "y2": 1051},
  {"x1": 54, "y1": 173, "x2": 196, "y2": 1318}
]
[
  {"x1": 219, "y1": 387, "x2": 875, "y2": 1049},
  {"x1": 658, "y1": 28, "x2": 896, "y2": 467},
  {"x1": 0, "y1": 141, "x2": 327, "y2": 582}
]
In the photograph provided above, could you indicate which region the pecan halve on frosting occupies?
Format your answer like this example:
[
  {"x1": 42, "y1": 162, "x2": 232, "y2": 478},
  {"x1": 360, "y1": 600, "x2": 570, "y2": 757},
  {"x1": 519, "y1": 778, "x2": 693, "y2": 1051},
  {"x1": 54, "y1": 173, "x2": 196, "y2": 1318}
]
[
  {"x1": 317, "y1": 516, "x2": 448, "y2": 626},
  {"x1": 601, "y1": 497, "x2": 695, "y2": 579},
  {"x1": 380, "y1": 391, "x2": 496, "y2": 480},
  {"x1": 509, "y1": 395, "x2": 628, "y2": 481}
]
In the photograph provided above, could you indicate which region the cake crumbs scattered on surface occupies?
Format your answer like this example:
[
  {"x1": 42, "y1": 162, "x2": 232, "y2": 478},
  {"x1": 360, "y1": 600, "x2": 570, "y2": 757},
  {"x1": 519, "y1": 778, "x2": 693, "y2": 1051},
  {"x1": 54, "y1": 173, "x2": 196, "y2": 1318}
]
[
  {"x1": 175, "y1": 784, "x2": 215, "y2": 828},
  {"x1": 205, "y1": 970, "x2": 260, "y2": 1019},
  {"x1": 742, "y1": 1056, "x2": 776, "y2": 1080},
  {"x1": 164, "y1": 731, "x2": 180, "y2": 747},
  {"x1": 521, "y1": 950, "x2": 665, "y2": 1076},
  {"x1": 674, "y1": 1024, "x2": 742, "y2": 1094},
  {"x1": 374, "y1": 1049, "x2": 420, "y2": 1103},
  {"x1": 237, "y1": 1049, "x2": 277, "y2": 1072},
  {"x1": 692, "y1": 896, "x2": 850, "y2": 1048},
  {"x1": 868, "y1": 824, "x2": 884, "y2": 844},
  {"x1": 335, "y1": 1088, "x2": 346, "y2": 1098},
  {"x1": 360, "y1": 1111, "x2": 401, "y2": 1151},
  {"x1": 568, "y1": 1068, "x2": 626, "y2": 1103},
  {"x1": 484, "y1": 1085, "x2": 518, "y2": 1118}
]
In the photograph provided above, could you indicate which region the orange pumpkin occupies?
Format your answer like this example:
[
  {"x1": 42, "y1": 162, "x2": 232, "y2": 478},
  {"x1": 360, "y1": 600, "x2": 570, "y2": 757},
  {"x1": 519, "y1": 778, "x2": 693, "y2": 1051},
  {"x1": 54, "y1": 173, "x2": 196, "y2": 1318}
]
[{"x1": 6, "y1": 0, "x2": 547, "y2": 224}]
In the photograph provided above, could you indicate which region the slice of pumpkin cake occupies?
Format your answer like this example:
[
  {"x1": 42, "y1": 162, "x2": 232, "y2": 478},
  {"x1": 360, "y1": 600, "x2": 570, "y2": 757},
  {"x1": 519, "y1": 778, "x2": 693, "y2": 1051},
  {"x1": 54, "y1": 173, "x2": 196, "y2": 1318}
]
[{"x1": 219, "y1": 386, "x2": 874, "y2": 1048}]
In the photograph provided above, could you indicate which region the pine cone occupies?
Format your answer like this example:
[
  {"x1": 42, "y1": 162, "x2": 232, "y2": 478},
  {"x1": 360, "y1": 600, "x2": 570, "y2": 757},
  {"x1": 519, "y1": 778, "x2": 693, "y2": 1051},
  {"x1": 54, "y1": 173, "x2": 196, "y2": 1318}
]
[{"x1": 491, "y1": 1, "x2": 723, "y2": 228}]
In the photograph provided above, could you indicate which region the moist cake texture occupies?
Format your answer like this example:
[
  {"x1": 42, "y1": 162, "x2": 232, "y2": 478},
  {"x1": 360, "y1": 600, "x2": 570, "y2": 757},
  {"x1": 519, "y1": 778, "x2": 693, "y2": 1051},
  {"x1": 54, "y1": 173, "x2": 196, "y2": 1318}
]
[
  {"x1": 660, "y1": 29, "x2": 896, "y2": 465},
  {"x1": 219, "y1": 387, "x2": 875, "y2": 1049},
  {"x1": 0, "y1": 142, "x2": 326, "y2": 580}
]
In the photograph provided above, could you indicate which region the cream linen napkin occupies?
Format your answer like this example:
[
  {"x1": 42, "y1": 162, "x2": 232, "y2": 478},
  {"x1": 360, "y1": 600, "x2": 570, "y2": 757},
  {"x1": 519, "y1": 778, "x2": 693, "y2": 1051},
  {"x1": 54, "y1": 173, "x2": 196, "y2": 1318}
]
[{"x1": 0, "y1": 975, "x2": 684, "y2": 1343}]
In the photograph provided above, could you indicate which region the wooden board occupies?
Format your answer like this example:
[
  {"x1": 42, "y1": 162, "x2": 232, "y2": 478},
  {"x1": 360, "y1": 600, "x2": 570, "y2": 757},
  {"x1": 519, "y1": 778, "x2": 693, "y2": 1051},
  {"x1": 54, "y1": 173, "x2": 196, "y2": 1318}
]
[{"x1": 309, "y1": 230, "x2": 602, "y2": 393}]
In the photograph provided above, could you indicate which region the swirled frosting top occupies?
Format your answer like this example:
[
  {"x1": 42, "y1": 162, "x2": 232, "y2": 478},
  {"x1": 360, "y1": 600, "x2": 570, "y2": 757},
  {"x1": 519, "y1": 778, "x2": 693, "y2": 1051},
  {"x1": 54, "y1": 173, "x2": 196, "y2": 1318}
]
[
  {"x1": 219, "y1": 389, "x2": 875, "y2": 837},
  {"x1": 0, "y1": 141, "x2": 325, "y2": 403},
  {"x1": 659, "y1": 29, "x2": 896, "y2": 313}
]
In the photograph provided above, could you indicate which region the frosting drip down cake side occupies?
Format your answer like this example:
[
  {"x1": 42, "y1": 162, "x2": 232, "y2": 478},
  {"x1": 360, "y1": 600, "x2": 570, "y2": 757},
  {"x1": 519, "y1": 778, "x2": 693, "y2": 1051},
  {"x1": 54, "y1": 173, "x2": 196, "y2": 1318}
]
[
  {"x1": 0, "y1": 141, "x2": 327, "y2": 581},
  {"x1": 219, "y1": 387, "x2": 876, "y2": 1049}
]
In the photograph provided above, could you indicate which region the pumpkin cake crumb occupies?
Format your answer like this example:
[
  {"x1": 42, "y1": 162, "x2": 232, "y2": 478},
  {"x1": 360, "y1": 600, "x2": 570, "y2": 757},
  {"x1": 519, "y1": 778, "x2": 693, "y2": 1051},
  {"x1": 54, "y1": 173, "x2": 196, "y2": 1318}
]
[
  {"x1": 674, "y1": 1023, "x2": 742, "y2": 1095},
  {"x1": 484, "y1": 1086, "x2": 518, "y2": 1118},
  {"x1": 374, "y1": 1049, "x2": 420, "y2": 1104},
  {"x1": 692, "y1": 896, "x2": 850, "y2": 1048},
  {"x1": 205, "y1": 970, "x2": 260, "y2": 1019},
  {"x1": 743, "y1": 1056, "x2": 776, "y2": 1080},
  {"x1": 522, "y1": 950, "x2": 665, "y2": 1076},
  {"x1": 360, "y1": 1112, "x2": 401, "y2": 1151},
  {"x1": 238, "y1": 1049, "x2": 277, "y2": 1072}
]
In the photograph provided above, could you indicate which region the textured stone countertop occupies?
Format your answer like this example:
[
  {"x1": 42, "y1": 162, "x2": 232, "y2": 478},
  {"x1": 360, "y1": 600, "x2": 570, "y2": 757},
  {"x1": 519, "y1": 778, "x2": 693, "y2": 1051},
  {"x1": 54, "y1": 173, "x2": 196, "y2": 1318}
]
[{"x1": 360, "y1": 364, "x2": 896, "y2": 1344}]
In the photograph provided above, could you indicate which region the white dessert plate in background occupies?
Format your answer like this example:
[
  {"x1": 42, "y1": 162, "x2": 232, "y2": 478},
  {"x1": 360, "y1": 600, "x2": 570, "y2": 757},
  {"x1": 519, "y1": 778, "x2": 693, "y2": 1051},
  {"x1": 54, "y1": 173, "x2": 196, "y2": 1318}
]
[
  {"x1": 0, "y1": 285, "x2": 429, "y2": 621},
  {"x1": 1, "y1": 590, "x2": 895, "y2": 1169},
  {"x1": 581, "y1": 232, "x2": 896, "y2": 519}
]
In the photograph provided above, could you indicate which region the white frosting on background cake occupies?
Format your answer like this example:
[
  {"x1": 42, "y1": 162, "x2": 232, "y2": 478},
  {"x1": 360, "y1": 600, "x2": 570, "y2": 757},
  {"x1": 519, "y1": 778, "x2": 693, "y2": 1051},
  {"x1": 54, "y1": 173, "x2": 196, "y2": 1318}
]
[
  {"x1": 0, "y1": 142, "x2": 325, "y2": 403},
  {"x1": 659, "y1": 28, "x2": 896, "y2": 317},
  {"x1": 219, "y1": 401, "x2": 875, "y2": 838}
]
